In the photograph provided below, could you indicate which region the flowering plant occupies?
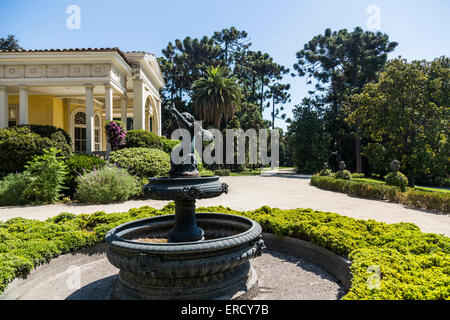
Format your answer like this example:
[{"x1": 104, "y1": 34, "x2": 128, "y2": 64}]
[{"x1": 105, "y1": 121, "x2": 127, "y2": 151}]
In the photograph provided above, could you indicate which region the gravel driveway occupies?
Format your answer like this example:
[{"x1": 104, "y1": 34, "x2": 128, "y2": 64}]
[{"x1": 1, "y1": 170, "x2": 449, "y2": 236}]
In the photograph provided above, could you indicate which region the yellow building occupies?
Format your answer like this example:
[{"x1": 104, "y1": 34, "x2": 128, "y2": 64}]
[{"x1": 0, "y1": 48, "x2": 165, "y2": 154}]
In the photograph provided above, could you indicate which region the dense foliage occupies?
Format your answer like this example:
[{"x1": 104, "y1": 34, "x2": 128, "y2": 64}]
[
  {"x1": 75, "y1": 166, "x2": 137, "y2": 204},
  {"x1": 349, "y1": 57, "x2": 449, "y2": 186},
  {"x1": 335, "y1": 170, "x2": 352, "y2": 180},
  {"x1": 0, "y1": 205, "x2": 449, "y2": 300},
  {"x1": 0, "y1": 149, "x2": 67, "y2": 206},
  {"x1": 311, "y1": 176, "x2": 450, "y2": 213},
  {"x1": 192, "y1": 65, "x2": 243, "y2": 129},
  {"x1": 63, "y1": 154, "x2": 106, "y2": 198},
  {"x1": 158, "y1": 27, "x2": 287, "y2": 137},
  {"x1": 123, "y1": 130, "x2": 162, "y2": 150},
  {"x1": 109, "y1": 147, "x2": 171, "y2": 178},
  {"x1": 385, "y1": 172, "x2": 409, "y2": 192},
  {"x1": 290, "y1": 27, "x2": 398, "y2": 173},
  {"x1": 287, "y1": 105, "x2": 331, "y2": 173},
  {"x1": 0, "y1": 126, "x2": 72, "y2": 175}
]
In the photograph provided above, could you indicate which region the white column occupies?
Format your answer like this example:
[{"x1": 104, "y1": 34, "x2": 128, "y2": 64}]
[
  {"x1": 0, "y1": 86, "x2": 8, "y2": 128},
  {"x1": 121, "y1": 96, "x2": 128, "y2": 125},
  {"x1": 104, "y1": 84, "x2": 113, "y2": 122},
  {"x1": 156, "y1": 100, "x2": 162, "y2": 136},
  {"x1": 85, "y1": 84, "x2": 95, "y2": 154},
  {"x1": 19, "y1": 86, "x2": 28, "y2": 125},
  {"x1": 133, "y1": 78, "x2": 145, "y2": 130}
]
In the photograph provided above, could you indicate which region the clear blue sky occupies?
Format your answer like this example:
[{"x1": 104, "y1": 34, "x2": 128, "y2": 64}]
[{"x1": 1, "y1": 0, "x2": 449, "y2": 130}]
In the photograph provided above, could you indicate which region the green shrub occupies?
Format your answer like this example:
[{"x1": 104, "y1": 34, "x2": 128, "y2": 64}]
[
  {"x1": 131, "y1": 176, "x2": 149, "y2": 199},
  {"x1": 124, "y1": 130, "x2": 162, "y2": 150},
  {"x1": 109, "y1": 147, "x2": 171, "y2": 178},
  {"x1": 311, "y1": 176, "x2": 450, "y2": 213},
  {"x1": 335, "y1": 170, "x2": 352, "y2": 180},
  {"x1": 22, "y1": 148, "x2": 67, "y2": 204},
  {"x1": 319, "y1": 169, "x2": 333, "y2": 177},
  {"x1": 0, "y1": 148, "x2": 67, "y2": 206},
  {"x1": 64, "y1": 155, "x2": 106, "y2": 198},
  {"x1": 0, "y1": 126, "x2": 72, "y2": 175},
  {"x1": 385, "y1": 172, "x2": 409, "y2": 192},
  {"x1": 402, "y1": 189, "x2": 449, "y2": 213},
  {"x1": 17, "y1": 124, "x2": 72, "y2": 145},
  {"x1": 214, "y1": 169, "x2": 231, "y2": 176},
  {"x1": 161, "y1": 138, "x2": 181, "y2": 154},
  {"x1": 0, "y1": 172, "x2": 32, "y2": 206},
  {"x1": 352, "y1": 173, "x2": 365, "y2": 179},
  {"x1": 0, "y1": 205, "x2": 449, "y2": 299},
  {"x1": 75, "y1": 166, "x2": 137, "y2": 204}
]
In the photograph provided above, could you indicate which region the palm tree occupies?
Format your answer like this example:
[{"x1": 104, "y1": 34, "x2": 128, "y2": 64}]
[{"x1": 192, "y1": 66, "x2": 242, "y2": 129}]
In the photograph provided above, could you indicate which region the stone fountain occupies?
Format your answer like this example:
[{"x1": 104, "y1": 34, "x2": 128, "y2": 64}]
[{"x1": 105, "y1": 105, "x2": 265, "y2": 300}]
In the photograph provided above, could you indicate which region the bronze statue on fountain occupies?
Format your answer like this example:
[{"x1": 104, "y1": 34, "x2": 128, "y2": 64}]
[{"x1": 105, "y1": 104, "x2": 265, "y2": 300}]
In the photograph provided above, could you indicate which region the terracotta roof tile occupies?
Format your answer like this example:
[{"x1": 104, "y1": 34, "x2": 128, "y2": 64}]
[{"x1": 0, "y1": 47, "x2": 132, "y2": 66}]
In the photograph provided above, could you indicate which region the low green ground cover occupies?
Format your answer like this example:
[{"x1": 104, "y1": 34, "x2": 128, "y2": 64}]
[
  {"x1": 311, "y1": 176, "x2": 450, "y2": 213},
  {"x1": 0, "y1": 205, "x2": 449, "y2": 300}
]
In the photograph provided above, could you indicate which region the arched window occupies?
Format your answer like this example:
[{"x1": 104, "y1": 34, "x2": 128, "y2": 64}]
[
  {"x1": 73, "y1": 111, "x2": 87, "y2": 153},
  {"x1": 71, "y1": 109, "x2": 102, "y2": 153}
]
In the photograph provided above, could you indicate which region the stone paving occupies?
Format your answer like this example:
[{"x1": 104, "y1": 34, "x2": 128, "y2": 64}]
[{"x1": 1, "y1": 169, "x2": 449, "y2": 236}]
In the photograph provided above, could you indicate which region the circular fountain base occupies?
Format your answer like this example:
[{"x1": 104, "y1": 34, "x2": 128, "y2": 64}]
[
  {"x1": 105, "y1": 213, "x2": 265, "y2": 300},
  {"x1": 111, "y1": 264, "x2": 259, "y2": 300}
]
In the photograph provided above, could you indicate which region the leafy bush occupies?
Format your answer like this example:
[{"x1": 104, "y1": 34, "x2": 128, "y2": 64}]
[
  {"x1": 352, "y1": 173, "x2": 365, "y2": 179},
  {"x1": 385, "y1": 172, "x2": 409, "y2": 192},
  {"x1": 22, "y1": 148, "x2": 67, "y2": 204},
  {"x1": 319, "y1": 169, "x2": 334, "y2": 177},
  {"x1": 75, "y1": 166, "x2": 137, "y2": 204},
  {"x1": 17, "y1": 124, "x2": 72, "y2": 145},
  {"x1": 131, "y1": 176, "x2": 149, "y2": 199},
  {"x1": 1, "y1": 205, "x2": 449, "y2": 300},
  {"x1": 0, "y1": 148, "x2": 67, "y2": 206},
  {"x1": 311, "y1": 176, "x2": 450, "y2": 213},
  {"x1": 335, "y1": 170, "x2": 352, "y2": 180},
  {"x1": 64, "y1": 155, "x2": 106, "y2": 198},
  {"x1": 0, "y1": 172, "x2": 32, "y2": 206},
  {"x1": 161, "y1": 138, "x2": 180, "y2": 154},
  {"x1": 0, "y1": 126, "x2": 72, "y2": 175},
  {"x1": 214, "y1": 169, "x2": 231, "y2": 176},
  {"x1": 124, "y1": 130, "x2": 162, "y2": 150},
  {"x1": 109, "y1": 147, "x2": 171, "y2": 178}
]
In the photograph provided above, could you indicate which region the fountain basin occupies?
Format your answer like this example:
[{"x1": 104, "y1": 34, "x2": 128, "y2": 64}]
[
  {"x1": 143, "y1": 176, "x2": 228, "y2": 201},
  {"x1": 105, "y1": 213, "x2": 265, "y2": 300}
]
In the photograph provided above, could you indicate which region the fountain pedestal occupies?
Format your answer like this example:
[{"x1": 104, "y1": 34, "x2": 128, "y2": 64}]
[{"x1": 105, "y1": 176, "x2": 265, "y2": 300}]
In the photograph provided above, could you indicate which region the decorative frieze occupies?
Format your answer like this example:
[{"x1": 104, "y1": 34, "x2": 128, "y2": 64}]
[
  {"x1": 47, "y1": 65, "x2": 69, "y2": 78},
  {"x1": 25, "y1": 65, "x2": 46, "y2": 78},
  {"x1": 69, "y1": 64, "x2": 90, "y2": 77},
  {"x1": 5, "y1": 65, "x2": 25, "y2": 78},
  {"x1": 0, "y1": 64, "x2": 114, "y2": 79}
]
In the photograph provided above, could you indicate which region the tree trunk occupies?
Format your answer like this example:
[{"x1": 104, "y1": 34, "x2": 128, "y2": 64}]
[
  {"x1": 260, "y1": 76, "x2": 264, "y2": 115},
  {"x1": 355, "y1": 136, "x2": 362, "y2": 173}
]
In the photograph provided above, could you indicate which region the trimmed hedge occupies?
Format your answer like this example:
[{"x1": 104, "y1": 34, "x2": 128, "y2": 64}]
[
  {"x1": 311, "y1": 176, "x2": 450, "y2": 213},
  {"x1": 213, "y1": 169, "x2": 231, "y2": 176},
  {"x1": 0, "y1": 205, "x2": 449, "y2": 300},
  {"x1": 109, "y1": 147, "x2": 171, "y2": 178},
  {"x1": 123, "y1": 130, "x2": 162, "y2": 150},
  {"x1": 385, "y1": 172, "x2": 408, "y2": 192}
]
